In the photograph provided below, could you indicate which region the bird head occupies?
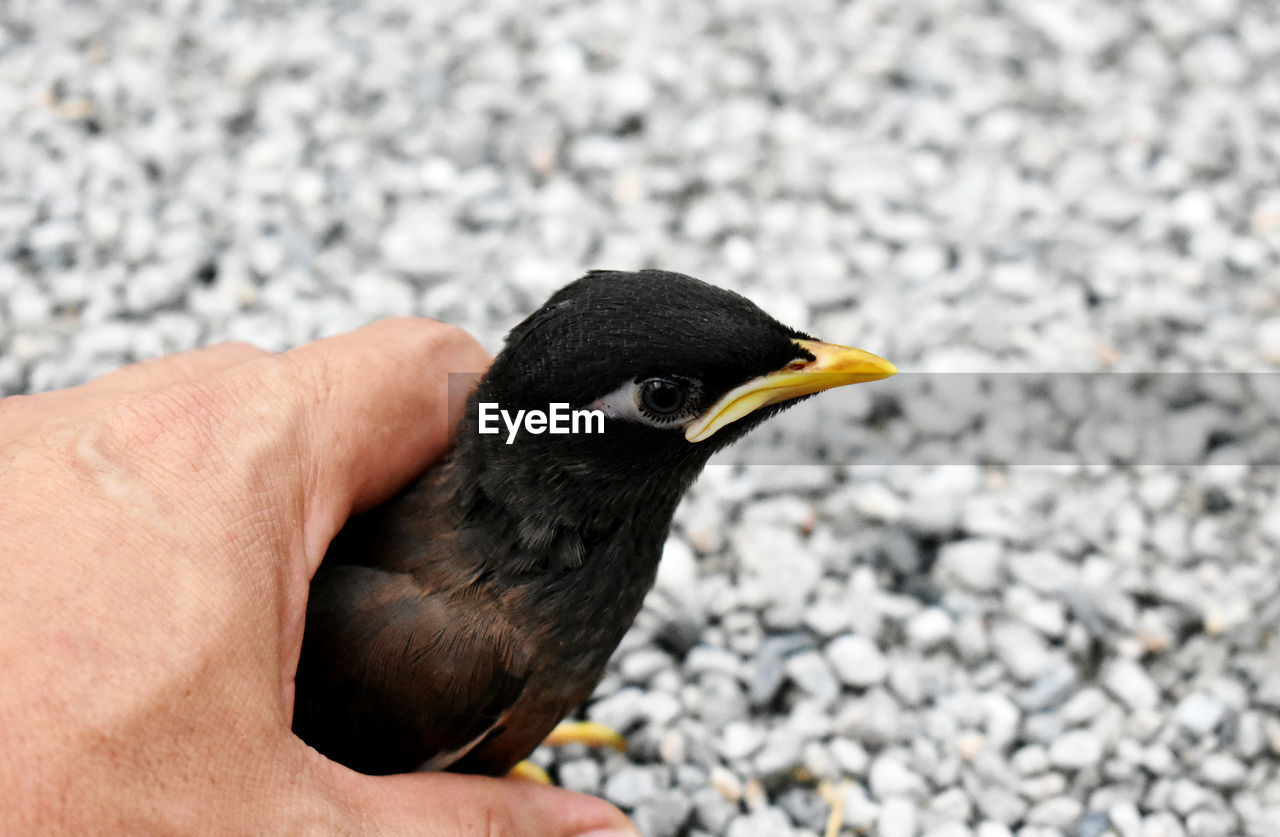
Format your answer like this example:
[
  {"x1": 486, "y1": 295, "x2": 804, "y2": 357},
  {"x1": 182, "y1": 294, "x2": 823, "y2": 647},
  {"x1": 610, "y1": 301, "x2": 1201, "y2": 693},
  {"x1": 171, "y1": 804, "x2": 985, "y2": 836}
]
[{"x1": 465, "y1": 270, "x2": 894, "y2": 474}]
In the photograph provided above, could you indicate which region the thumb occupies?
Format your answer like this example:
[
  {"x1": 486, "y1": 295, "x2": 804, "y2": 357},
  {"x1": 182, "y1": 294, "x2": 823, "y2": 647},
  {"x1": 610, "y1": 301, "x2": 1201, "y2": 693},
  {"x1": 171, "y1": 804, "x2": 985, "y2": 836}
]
[{"x1": 332, "y1": 769, "x2": 638, "y2": 837}]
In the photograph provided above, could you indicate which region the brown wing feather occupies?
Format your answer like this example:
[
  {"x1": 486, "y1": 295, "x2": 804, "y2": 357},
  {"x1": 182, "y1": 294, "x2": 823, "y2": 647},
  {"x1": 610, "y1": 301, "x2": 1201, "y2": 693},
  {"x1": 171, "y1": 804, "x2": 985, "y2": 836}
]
[{"x1": 294, "y1": 562, "x2": 530, "y2": 775}]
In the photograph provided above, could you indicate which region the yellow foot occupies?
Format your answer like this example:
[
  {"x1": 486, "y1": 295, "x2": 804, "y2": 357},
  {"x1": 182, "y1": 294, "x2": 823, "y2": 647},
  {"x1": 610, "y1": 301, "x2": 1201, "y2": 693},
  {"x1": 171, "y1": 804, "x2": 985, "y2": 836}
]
[
  {"x1": 506, "y1": 722, "x2": 627, "y2": 784},
  {"x1": 508, "y1": 761, "x2": 552, "y2": 783},
  {"x1": 541, "y1": 720, "x2": 628, "y2": 752},
  {"x1": 819, "y1": 778, "x2": 852, "y2": 837}
]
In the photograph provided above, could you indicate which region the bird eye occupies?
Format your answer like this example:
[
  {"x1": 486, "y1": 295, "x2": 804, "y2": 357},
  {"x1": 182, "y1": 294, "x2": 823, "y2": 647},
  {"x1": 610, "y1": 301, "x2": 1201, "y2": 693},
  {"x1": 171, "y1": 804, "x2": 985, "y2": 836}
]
[
  {"x1": 589, "y1": 375, "x2": 701, "y2": 429},
  {"x1": 639, "y1": 378, "x2": 688, "y2": 417}
]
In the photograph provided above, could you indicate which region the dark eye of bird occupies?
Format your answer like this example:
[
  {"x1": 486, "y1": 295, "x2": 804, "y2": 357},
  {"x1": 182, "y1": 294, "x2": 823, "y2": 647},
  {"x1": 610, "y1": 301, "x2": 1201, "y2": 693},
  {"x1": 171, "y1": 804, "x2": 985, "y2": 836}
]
[{"x1": 639, "y1": 378, "x2": 688, "y2": 418}]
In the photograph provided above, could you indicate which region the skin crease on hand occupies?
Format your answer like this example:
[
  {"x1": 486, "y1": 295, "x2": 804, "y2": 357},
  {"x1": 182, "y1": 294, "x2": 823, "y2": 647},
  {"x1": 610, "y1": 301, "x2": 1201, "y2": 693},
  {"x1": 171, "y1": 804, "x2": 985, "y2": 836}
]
[{"x1": 0, "y1": 318, "x2": 638, "y2": 837}]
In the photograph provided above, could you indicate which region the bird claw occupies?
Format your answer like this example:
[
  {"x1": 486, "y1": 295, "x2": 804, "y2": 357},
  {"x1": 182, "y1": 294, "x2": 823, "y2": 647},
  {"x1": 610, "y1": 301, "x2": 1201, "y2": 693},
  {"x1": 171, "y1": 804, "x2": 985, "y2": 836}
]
[
  {"x1": 508, "y1": 761, "x2": 552, "y2": 783},
  {"x1": 506, "y1": 722, "x2": 627, "y2": 785},
  {"x1": 541, "y1": 720, "x2": 627, "y2": 752}
]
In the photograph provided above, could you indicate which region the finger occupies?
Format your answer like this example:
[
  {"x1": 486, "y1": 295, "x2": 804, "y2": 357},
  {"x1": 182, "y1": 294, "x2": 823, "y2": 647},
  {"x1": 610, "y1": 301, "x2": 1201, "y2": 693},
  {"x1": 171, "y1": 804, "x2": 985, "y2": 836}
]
[
  {"x1": 331, "y1": 769, "x2": 638, "y2": 837},
  {"x1": 78, "y1": 342, "x2": 269, "y2": 395},
  {"x1": 267, "y1": 318, "x2": 491, "y2": 558},
  {"x1": 0, "y1": 342, "x2": 269, "y2": 441}
]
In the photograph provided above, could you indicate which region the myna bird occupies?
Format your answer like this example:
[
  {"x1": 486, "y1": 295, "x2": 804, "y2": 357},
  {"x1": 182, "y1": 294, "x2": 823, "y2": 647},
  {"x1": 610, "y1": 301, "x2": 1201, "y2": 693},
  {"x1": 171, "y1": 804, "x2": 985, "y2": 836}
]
[{"x1": 293, "y1": 269, "x2": 896, "y2": 776}]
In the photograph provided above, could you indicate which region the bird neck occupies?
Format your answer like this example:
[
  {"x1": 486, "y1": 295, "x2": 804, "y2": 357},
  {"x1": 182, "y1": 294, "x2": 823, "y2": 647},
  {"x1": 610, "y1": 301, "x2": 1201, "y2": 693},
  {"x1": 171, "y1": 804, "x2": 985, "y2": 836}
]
[{"x1": 444, "y1": 411, "x2": 711, "y2": 577}]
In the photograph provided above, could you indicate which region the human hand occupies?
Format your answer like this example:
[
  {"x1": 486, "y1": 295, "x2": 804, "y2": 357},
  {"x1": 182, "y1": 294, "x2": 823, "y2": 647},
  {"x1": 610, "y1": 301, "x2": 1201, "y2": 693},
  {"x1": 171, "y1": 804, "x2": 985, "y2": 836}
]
[{"x1": 0, "y1": 319, "x2": 636, "y2": 836}]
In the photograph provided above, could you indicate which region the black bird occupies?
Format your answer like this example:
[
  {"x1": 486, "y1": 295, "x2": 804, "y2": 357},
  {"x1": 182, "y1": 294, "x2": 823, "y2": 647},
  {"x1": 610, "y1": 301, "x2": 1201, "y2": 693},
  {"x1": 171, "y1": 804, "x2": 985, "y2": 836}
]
[{"x1": 293, "y1": 269, "x2": 895, "y2": 776}]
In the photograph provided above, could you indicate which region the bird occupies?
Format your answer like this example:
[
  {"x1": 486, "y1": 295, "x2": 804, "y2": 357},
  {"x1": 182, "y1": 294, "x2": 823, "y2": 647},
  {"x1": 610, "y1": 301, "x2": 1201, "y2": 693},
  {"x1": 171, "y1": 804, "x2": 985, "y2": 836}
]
[{"x1": 292, "y1": 269, "x2": 896, "y2": 776}]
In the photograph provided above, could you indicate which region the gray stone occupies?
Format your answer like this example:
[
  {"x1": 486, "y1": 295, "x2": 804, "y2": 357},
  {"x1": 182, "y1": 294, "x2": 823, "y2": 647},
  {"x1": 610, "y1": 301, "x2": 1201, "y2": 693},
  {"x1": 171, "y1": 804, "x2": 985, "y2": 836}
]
[
  {"x1": 1255, "y1": 673, "x2": 1280, "y2": 711},
  {"x1": 749, "y1": 633, "x2": 816, "y2": 708},
  {"x1": 1008, "y1": 588, "x2": 1067, "y2": 639},
  {"x1": 1018, "y1": 772, "x2": 1068, "y2": 801},
  {"x1": 974, "y1": 786, "x2": 1027, "y2": 824},
  {"x1": 1139, "y1": 812, "x2": 1187, "y2": 837},
  {"x1": 1020, "y1": 663, "x2": 1078, "y2": 710},
  {"x1": 981, "y1": 692, "x2": 1022, "y2": 751},
  {"x1": 587, "y1": 687, "x2": 648, "y2": 733},
  {"x1": 1169, "y1": 778, "x2": 1216, "y2": 816},
  {"x1": 920, "y1": 824, "x2": 973, "y2": 837},
  {"x1": 752, "y1": 728, "x2": 804, "y2": 778},
  {"x1": 558, "y1": 758, "x2": 601, "y2": 795},
  {"x1": 830, "y1": 738, "x2": 870, "y2": 776},
  {"x1": 1103, "y1": 659, "x2": 1162, "y2": 710},
  {"x1": 869, "y1": 753, "x2": 927, "y2": 799},
  {"x1": 928, "y1": 787, "x2": 973, "y2": 823},
  {"x1": 842, "y1": 782, "x2": 881, "y2": 831},
  {"x1": 907, "y1": 607, "x2": 955, "y2": 651},
  {"x1": 686, "y1": 646, "x2": 744, "y2": 680},
  {"x1": 1012, "y1": 745, "x2": 1051, "y2": 775},
  {"x1": 1026, "y1": 796, "x2": 1085, "y2": 828},
  {"x1": 731, "y1": 522, "x2": 819, "y2": 609},
  {"x1": 619, "y1": 649, "x2": 675, "y2": 684},
  {"x1": 692, "y1": 786, "x2": 739, "y2": 833},
  {"x1": 717, "y1": 721, "x2": 766, "y2": 761},
  {"x1": 655, "y1": 536, "x2": 698, "y2": 602},
  {"x1": 936, "y1": 538, "x2": 1005, "y2": 592},
  {"x1": 827, "y1": 634, "x2": 889, "y2": 688},
  {"x1": 1049, "y1": 730, "x2": 1105, "y2": 770},
  {"x1": 725, "y1": 807, "x2": 794, "y2": 837},
  {"x1": 696, "y1": 673, "x2": 749, "y2": 728},
  {"x1": 1198, "y1": 754, "x2": 1247, "y2": 789},
  {"x1": 1174, "y1": 692, "x2": 1227, "y2": 736},
  {"x1": 1142, "y1": 743, "x2": 1178, "y2": 776},
  {"x1": 631, "y1": 790, "x2": 693, "y2": 837},
  {"x1": 1183, "y1": 809, "x2": 1237, "y2": 837},
  {"x1": 8, "y1": 281, "x2": 53, "y2": 325},
  {"x1": 803, "y1": 599, "x2": 856, "y2": 638},
  {"x1": 1107, "y1": 802, "x2": 1143, "y2": 837},
  {"x1": 785, "y1": 651, "x2": 841, "y2": 705},
  {"x1": 775, "y1": 787, "x2": 827, "y2": 832},
  {"x1": 602, "y1": 766, "x2": 662, "y2": 808},
  {"x1": 992, "y1": 619, "x2": 1056, "y2": 685},
  {"x1": 953, "y1": 616, "x2": 992, "y2": 663},
  {"x1": 1234, "y1": 711, "x2": 1266, "y2": 759},
  {"x1": 878, "y1": 796, "x2": 919, "y2": 837}
]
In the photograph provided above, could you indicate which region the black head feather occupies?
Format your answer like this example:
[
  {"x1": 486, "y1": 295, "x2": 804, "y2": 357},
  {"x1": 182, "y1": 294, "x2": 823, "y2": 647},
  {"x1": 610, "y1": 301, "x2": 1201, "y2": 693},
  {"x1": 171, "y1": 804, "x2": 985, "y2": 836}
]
[{"x1": 480, "y1": 269, "x2": 813, "y2": 429}]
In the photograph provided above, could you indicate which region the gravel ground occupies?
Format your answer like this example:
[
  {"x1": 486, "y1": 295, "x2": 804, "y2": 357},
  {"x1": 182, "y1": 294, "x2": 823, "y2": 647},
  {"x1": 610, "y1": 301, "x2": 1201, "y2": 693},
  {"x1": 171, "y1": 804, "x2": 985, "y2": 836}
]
[{"x1": 4, "y1": 1, "x2": 1280, "y2": 835}]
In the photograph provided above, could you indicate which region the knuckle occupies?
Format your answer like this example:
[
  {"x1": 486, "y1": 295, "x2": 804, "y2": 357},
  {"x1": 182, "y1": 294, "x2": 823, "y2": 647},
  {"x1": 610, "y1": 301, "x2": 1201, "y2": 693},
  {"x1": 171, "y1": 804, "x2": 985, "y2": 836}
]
[
  {"x1": 209, "y1": 340, "x2": 272, "y2": 364},
  {"x1": 267, "y1": 349, "x2": 334, "y2": 419},
  {"x1": 217, "y1": 339, "x2": 269, "y2": 355},
  {"x1": 240, "y1": 354, "x2": 329, "y2": 475},
  {"x1": 0, "y1": 396, "x2": 80, "y2": 478},
  {"x1": 0, "y1": 393, "x2": 41, "y2": 435},
  {"x1": 106, "y1": 381, "x2": 229, "y2": 471},
  {"x1": 382, "y1": 317, "x2": 486, "y2": 364}
]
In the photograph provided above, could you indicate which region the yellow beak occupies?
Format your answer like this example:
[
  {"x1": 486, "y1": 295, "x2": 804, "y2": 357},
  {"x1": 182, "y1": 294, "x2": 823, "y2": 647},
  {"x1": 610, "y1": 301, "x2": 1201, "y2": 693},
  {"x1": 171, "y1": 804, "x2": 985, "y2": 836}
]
[{"x1": 684, "y1": 339, "x2": 897, "y2": 443}]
